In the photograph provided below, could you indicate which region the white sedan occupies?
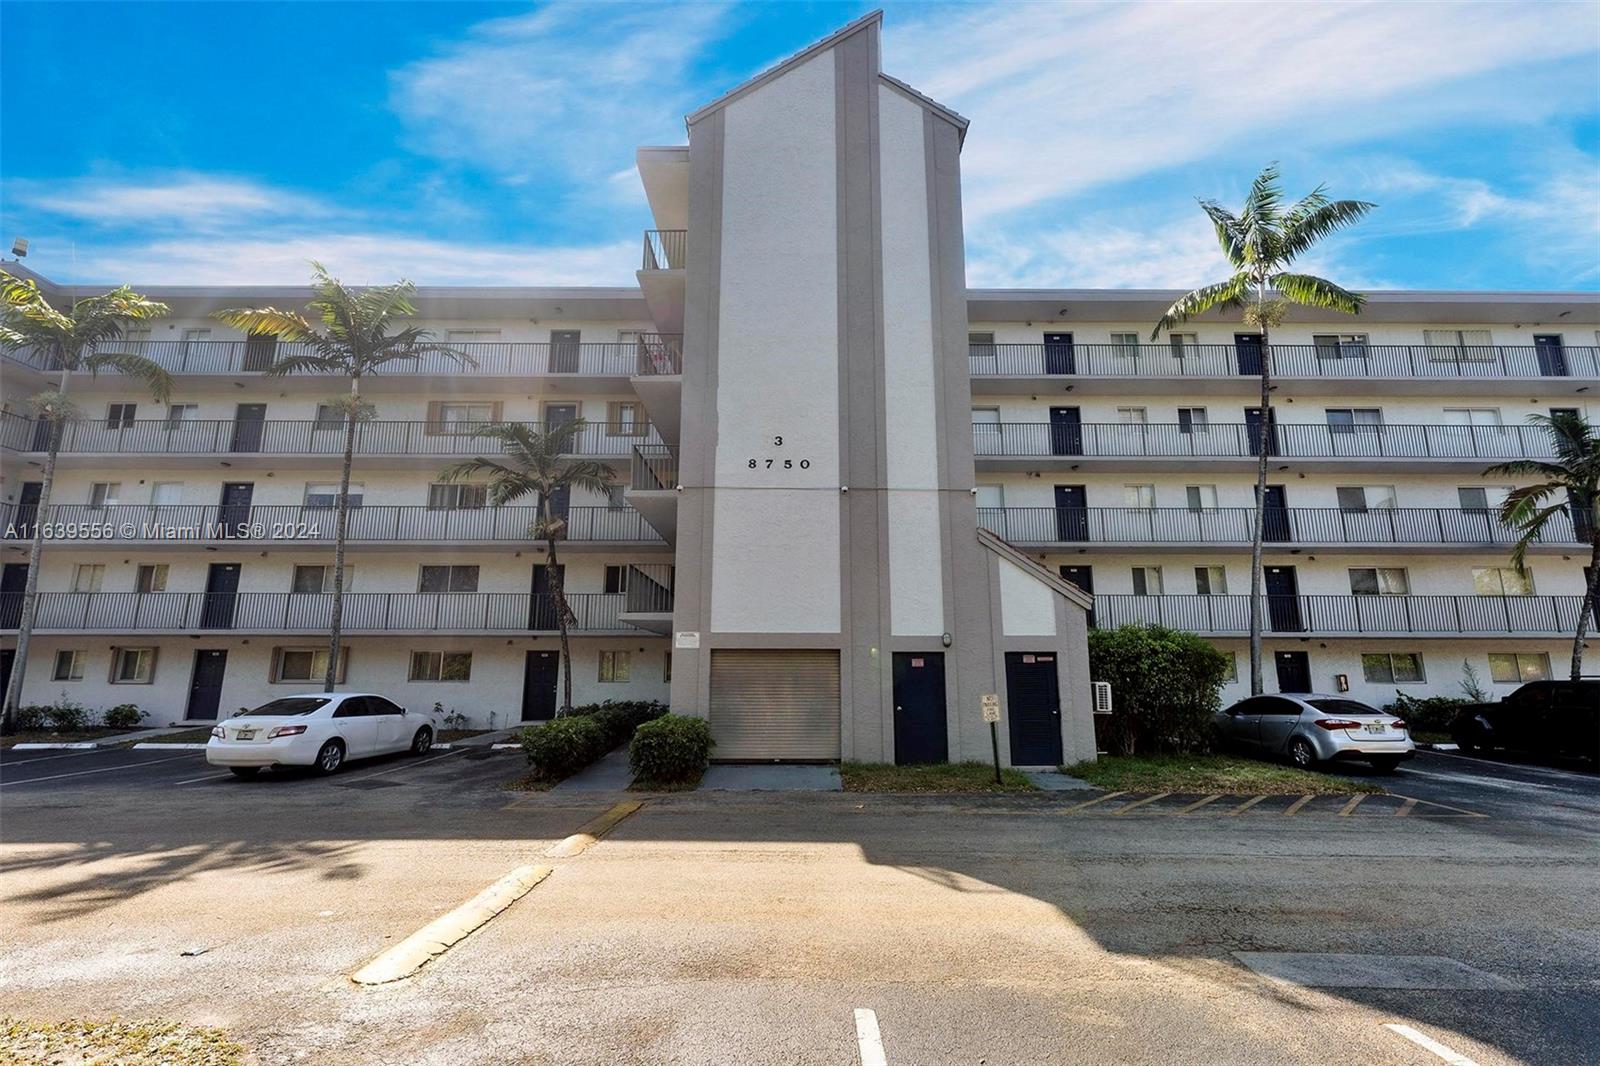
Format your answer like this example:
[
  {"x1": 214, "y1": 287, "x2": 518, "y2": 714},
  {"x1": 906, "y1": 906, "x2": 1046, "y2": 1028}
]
[{"x1": 207, "y1": 693, "x2": 436, "y2": 778}]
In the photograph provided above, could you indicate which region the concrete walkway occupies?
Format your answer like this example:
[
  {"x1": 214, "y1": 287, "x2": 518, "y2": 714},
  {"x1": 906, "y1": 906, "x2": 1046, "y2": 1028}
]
[
  {"x1": 550, "y1": 746, "x2": 633, "y2": 792},
  {"x1": 1023, "y1": 769, "x2": 1095, "y2": 791},
  {"x1": 700, "y1": 764, "x2": 843, "y2": 791}
]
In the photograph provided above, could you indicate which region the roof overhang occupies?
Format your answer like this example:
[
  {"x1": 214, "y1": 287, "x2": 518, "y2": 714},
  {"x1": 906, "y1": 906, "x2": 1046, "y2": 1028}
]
[{"x1": 967, "y1": 289, "x2": 1600, "y2": 325}]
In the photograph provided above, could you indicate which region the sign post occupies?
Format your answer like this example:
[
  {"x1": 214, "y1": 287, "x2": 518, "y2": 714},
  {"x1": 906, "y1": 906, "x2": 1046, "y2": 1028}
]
[{"x1": 980, "y1": 694, "x2": 1001, "y2": 784}]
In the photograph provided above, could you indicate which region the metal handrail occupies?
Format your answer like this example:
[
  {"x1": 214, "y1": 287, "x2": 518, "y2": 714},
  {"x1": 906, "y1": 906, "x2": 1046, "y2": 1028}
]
[
  {"x1": 972, "y1": 421, "x2": 1561, "y2": 460},
  {"x1": 642, "y1": 230, "x2": 687, "y2": 271},
  {"x1": 631, "y1": 445, "x2": 680, "y2": 490},
  {"x1": 1091, "y1": 594, "x2": 1590, "y2": 635}
]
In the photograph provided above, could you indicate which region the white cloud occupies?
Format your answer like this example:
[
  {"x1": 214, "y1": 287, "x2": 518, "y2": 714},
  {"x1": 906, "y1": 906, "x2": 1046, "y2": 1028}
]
[
  {"x1": 12, "y1": 175, "x2": 325, "y2": 228},
  {"x1": 390, "y1": 3, "x2": 729, "y2": 184}
]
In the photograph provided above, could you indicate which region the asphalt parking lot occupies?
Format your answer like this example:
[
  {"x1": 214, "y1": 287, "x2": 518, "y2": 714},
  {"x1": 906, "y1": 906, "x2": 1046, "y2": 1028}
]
[{"x1": 1, "y1": 744, "x2": 1596, "y2": 1065}]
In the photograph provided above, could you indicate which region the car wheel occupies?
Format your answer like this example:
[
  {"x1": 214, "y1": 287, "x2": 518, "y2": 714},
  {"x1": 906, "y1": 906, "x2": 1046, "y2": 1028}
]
[
  {"x1": 315, "y1": 739, "x2": 345, "y2": 775},
  {"x1": 228, "y1": 766, "x2": 261, "y2": 779},
  {"x1": 410, "y1": 726, "x2": 433, "y2": 756},
  {"x1": 1288, "y1": 737, "x2": 1319, "y2": 770},
  {"x1": 1369, "y1": 756, "x2": 1403, "y2": 773}
]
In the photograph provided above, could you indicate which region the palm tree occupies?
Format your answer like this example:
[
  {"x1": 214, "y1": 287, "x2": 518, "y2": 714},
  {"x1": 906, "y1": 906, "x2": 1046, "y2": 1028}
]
[
  {"x1": 0, "y1": 272, "x2": 173, "y2": 733},
  {"x1": 1485, "y1": 411, "x2": 1600, "y2": 683},
  {"x1": 1153, "y1": 164, "x2": 1374, "y2": 695},
  {"x1": 438, "y1": 420, "x2": 614, "y2": 715},
  {"x1": 214, "y1": 263, "x2": 473, "y2": 692}
]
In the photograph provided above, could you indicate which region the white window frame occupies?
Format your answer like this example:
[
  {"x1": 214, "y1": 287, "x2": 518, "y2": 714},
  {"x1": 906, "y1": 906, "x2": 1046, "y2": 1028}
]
[
  {"x1": 1185, "y1": 485, "x2": 1218, "y2": 513},
  {"x1": 136, "y1": 563, "x2": 169, "y2": 593},
  {"x1": 1131, "y1": 566, "x2": 1163, "y2": 596},
  {"x1": 271, "y1": 646, "x2": 348, "y2": 684},
  {"x1": 598, "y1": 650, "x2": 631, "y2": 683},
  {"x1": 73, "y1": 564, "x2": 105, "y2": 593},
  {"x1": 1472, "y1": 567, "x2": 1533, "y2": 596},
  {"x1": 1361, "y1": 652, "x2": 1425, "y2": 684},
  {"x1": 1124, "y1": 484, "x2": 1155, "y2": 510},
  {"x1": 52, "y1": 649, "x2": 86, "y2": 681},
  {"x1": 1349, "y1": 567, "x2": 1410, "y2": 596},
  {"x1": 1487, "y1": 652, "x2": 1549, "y2": 683},
  {"x1": 111, "y1": 647, "x2": 156, "y2": 684},
  {"x1": 409, "y1": 650, "x2": 473, "y2": 682},
  {"x1": 89, "y1": 482, "x2": 121, "y2": 509},
  {"x1": 1194, "y1": 565, "x2": 1227, "y2": 595}
]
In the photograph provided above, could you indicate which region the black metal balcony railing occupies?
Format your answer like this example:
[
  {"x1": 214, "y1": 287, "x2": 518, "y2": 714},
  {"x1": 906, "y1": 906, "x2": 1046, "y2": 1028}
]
[
  {"x1": 0, "y1": 414, "x2": 661, "y2": 458},
  {"x1": 3, "y1": 336, "x2": 683, "y2": 378},
  {"x1": 968, "y1": 342, "x2": 1600, "y2": 380},
  {"x1": 0, "y1": 592, "x2": 638, "y2": 633},
  {"x1": 973, "y1": 421, "x2": 1561, "y2": 462},
  {"x1": 976, "y1": 506, "x2": 1587, "y2": 547},
  {"x1": 631, "y1": 444, "x2": 680, "y2": 491},
  {"x1": 1092, "y1": 594, "x2": 1590, "y2": 635},
  {"x1": 0, "y1": 504, "x2": 664, "y2": 545},
  {"x1": 641, "y1": 229, "x2": 687, "y2": 271},
  {"x1": 623, "y1": 563, "x2": 675, "y2": 615}
]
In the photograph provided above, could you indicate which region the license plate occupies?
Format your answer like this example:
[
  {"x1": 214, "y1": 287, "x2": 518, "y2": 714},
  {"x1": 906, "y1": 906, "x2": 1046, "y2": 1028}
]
[
  {"x1": 1363, "y1": 722, "x2": 1386, "y2": 734},
  {"x1": 235, "y1": 730, "x2": 257, "y2": 740}
]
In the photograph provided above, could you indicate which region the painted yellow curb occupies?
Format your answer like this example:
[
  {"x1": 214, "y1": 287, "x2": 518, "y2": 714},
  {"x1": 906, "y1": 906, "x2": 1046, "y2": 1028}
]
[
  {"x1": 351, "y1": 864, "x2": 553, "y2": 986},
  {"x1": 543, "y1": 800, "x2": 644, "y2": 858}
]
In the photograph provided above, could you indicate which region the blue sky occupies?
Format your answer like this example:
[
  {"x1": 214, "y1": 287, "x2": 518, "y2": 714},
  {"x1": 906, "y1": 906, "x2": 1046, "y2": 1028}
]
[{"x1": 2, "y1": 1, "x2": 1597, "y2": 291}]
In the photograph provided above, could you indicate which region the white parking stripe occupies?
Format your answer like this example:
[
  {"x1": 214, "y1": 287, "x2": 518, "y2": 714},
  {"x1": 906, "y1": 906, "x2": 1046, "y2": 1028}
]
[
  {"x1": 854, "y1": 1008, "x2": 887, "y2": 1066},
  {"x1": 1383, "y1": 1023, "x2": 1481, "y2": 1065},
  {"x1": 336, "y1": 748, "x2": 464, "y2": 783},
  {"x1": 0, "y1": 753, "x2": 197, "y2": 787},
  {"x1": 1402, "y1": 768, "x2": 1558, "y2": 793},
  {"x1": 174, "y1": 772, "x2": 237, "y2": 786}
]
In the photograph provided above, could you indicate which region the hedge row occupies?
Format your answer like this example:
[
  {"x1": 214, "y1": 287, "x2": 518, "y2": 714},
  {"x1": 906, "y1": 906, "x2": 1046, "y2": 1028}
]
[
  {"x1": 13, "y1": 700, "x2": 146, "y2": 732},
  {"x1": 628, "y1": 715, "x2": 714, "y2": 785},
  {"x1": 518, "y1": 700, "x2": 668, "y2": 782}
]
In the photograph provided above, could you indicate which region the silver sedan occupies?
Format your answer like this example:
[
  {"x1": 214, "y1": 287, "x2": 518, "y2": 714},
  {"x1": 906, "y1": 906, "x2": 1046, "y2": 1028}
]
[{"x1": 1215, "y1": 693, "x2": 1415, "y2": 772}]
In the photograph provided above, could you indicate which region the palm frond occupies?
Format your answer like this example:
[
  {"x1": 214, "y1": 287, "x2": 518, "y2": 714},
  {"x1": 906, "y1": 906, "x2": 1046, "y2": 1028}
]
[
  {"x1": 212, "y1": 307, "x2": 318, "y2": 341},
  {"x1": 1279, "y1": 198, "x2": 1377, "y2": 260},
  {"x1": 1483, "y1": 458, "x2": 1577, "y2": 482},
  {"x1": 81, "y1": 351, "x2": 175, "y2": 402},
  {"x1": 1271, "y1": 272, "x2": 1365, "y2": 315},
  {"x1": 1198, "y1": 199, "x2": 1247, "y2": 269},
  {"x1": 1151, "y1": 275, "x2": 1250, "y2": 339},
  {"x1": 266, "y1": 351, "x2": 349, "y2": 376}
]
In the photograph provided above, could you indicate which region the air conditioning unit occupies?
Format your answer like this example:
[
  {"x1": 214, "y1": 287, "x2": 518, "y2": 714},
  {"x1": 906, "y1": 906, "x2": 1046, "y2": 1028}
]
[{"x1": 1092, "y1": 681, "x2": 1113, "y2": 715}]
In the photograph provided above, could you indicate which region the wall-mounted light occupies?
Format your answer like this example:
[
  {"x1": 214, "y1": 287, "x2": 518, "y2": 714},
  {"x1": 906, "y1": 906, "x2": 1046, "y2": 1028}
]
[{"x1": 941, "y1": 632, "x2": 953, "y2": 647}]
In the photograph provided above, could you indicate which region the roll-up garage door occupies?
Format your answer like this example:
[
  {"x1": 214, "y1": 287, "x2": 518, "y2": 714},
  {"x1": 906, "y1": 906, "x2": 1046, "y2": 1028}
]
[{"x1": 709, "y1": 649, "x2": 841, "y2": 761}]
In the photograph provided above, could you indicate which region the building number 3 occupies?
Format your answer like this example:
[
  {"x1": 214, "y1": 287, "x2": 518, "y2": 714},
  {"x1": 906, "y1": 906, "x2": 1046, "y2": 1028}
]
[{"x1": 748, "y1": 435, "x2": 809, "y2": 469}]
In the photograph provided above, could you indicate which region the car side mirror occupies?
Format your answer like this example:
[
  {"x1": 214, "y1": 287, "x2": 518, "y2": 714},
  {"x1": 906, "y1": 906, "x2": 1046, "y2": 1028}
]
[{"x1": 401, "y1": 707, "x2": 408, "y2": 715}]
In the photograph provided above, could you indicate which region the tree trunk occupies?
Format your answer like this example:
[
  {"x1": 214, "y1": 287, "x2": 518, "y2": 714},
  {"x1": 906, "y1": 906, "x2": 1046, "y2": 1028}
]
[
  {"x1": 545, "y1": 524, "x2": 574, "y2": 716},
  {"x1": 324, "y1": 377, "x2": 358, "y2": 692},
  {"x1": 0, "y1": 400, "x2": 66, "y2": 733},
  {"x1": 1573, "y1": 534, "x2": 1600, "y2": 682},
  {"x1": 1248, "y1": 281, "x2": 1273, "y2": 696}
]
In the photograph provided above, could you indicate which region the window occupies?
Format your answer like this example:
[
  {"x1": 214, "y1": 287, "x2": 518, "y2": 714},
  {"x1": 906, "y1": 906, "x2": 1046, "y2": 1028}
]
[
  {"x1": 599, "y1": 650, "x2": 631, "y2": 682},
  {"x1": 606, "y1": 485, "x2": 628, "y2": 509},
  {"x1": 1473, "y1": 567, "x2": 1533, "y2": 596},
  {"x1": 1110, "y1": 332, "x2": 1140, "y2": 358},
  {"x1": 971, "y1": 407, "x2": 1001, "y2": 425},
  {"x1": 1488, "y1": 652, "x2": 1549, "y2": 683},
  {"x1": 181, "y1": 327, "x2": 211, "y2": 346},
  {"x1": 1444, "y1": 407, "x2": 1502, "y2": 428},
  {"x1": 1362, "y1": 652, "x2": 1425, "y2": 684},
  {"x1": 272, "y1": 646, "x2": 347, "y2": 683},
  {"x1": 606, "y1": 400, "x2": 646, "y2": 437},
  {"x1": 1177, "y1": 407, "x2": 1209, "y2": 434},
  {"x1": 1349, "y1": 567, "x2": 1410, "y2": 595},
  {"x1": 974, "y1": 484, "x2": 1005, "y2": 510},
  {"x1": 292, "y1": 564, "x2": 352, "y2": 594},
  {"x1": 304, "y1": 483, "x2": 363, "y2": 509},
  {"x1": 89, "y1": 482, "x2": 121, "y2": 509},
  {"x1": 73, "y1": 564, "x2": 105, "y2": 593},
  {"x1": 433, "y1": 402, "x2": 496, "y2": 432},
  {"x1": 107, "y1": 403, "x2": 138, "y2": 428},
  {"x1": 1167, "y1": 332, "x2": 1197, "y2": 357},
  {"x1": 151, "y1": 482, "x2": 184, "y2": 505},
  {"x1": 313, "y1": 404, "x2": 345, "y2": 431},
  {"x1": 123, "y1": 327, "x2": 152, "y2": 347},
  {"x1": 165, "y1": 404, "x2": 197, "y2": 425},
  {"x1": 603, "y1": 565, "x2": 630, "y2": 594},
  {"x1": 1425, "y1": 329, "x2": 1493, "y2": 362},
  {"x1": 409, "y1": 651, "x2": 472, "y2": 682},
  {"x1": 1326, "y1": 408, "x2": 1382, "y2": 433},
  {"x1": 1313, "y1": 333, "x2": 1368, "y2": 359},
  {"x1": 446, "y1": 329, "x2": 502, "y2": 344},
  {"x1": 1131, "y1": 566, "x2": 1163, "y2": 595},
  {"x1": 136, "y1": 564, "x2": 168, "y2": 593},
  {"x1": 1116, "y1": 407, "x2": 1147, "y2": 424},
  {"x1": 52, "y1": 649, "x2": 85, "y2": 681},
  {"x1": 1195, "y1": 566, "x2": 1227, "y2": 595},
  {"x1": 1459, "y1": 486, "x2": 1511, "y2": 513},
  {"x1": 419, "y1": 565, "x2": 479, "y2": 593},
  {"x1": 427, "y1": 483, "x2": 487, "y2": 511},
  {"x1": 1336, "y1": 486, "x2": 1397, "y2": 513},
  {"x1": 111, "y1": 647, "x2": 156, "y2": 684},
  {"x1": 663, "y1": 650, "x2": 672, "y2": 682},
  {"x1": 1124, "y1": 484, "x2": 1155, "y2": 509},
  {"x1": 967, "y1": 331, "x2": 995, "y2": 347},
  {"x1": 1185, "y1": 485, "x2": 1218, "y2": 513}
]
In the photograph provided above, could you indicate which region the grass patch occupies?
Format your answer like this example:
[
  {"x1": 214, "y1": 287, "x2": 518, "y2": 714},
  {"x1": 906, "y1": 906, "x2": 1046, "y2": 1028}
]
[
  {"x1": 1412, "y1": 729, "x2": 1452, "y2": 745},
  {"x1": 1, "y1": 728, "x2": 126, "y2": 749},
  {"x1": 503, "y1": 772, "x2": 556, "y2": 793},
  {"x1": 1061, "y1": 754, "x2": 1384, "y2": 795},
  {"x1": 125, "y1": 727, "x2": 215, "y2": 745},
  {"x1": 841, "y1": 760, "x2": 1037, "y2": 793},
  {"x1": 1, "y1": 1017, "x2": 248, "y2": 1065},
  {"x1": 629, "y1": 772, "x2": 704, "y2": 793}
]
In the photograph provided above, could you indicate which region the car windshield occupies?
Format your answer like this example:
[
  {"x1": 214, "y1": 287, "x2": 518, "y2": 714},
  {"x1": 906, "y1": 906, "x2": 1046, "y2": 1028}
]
[
  {"x1": 1308, "y1": 698, "x2": 1383, "y2": 717},
  {"x1": 239, "y1": 697, "x2": 330, "y2": 717}
]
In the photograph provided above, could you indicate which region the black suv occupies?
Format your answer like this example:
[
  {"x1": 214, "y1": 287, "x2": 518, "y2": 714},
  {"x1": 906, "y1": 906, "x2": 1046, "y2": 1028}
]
[{"x1": 1450, "y1": 680, "x2": 1600, "y2": 767}]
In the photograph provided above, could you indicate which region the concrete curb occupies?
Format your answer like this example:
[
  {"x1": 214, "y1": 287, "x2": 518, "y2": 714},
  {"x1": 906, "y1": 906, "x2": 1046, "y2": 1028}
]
[
  {"x1": 350, "y1": 863, "x2": 554, "y2": 986},
  {"x1": 10, "y1": 742, "x2": 99, "y2": 750},
  {"x1": 543, "y1": 800, "x2": 644, "y2": 858},
  {"x1": 131, "y1": 742, "x2": 210, "y2": 750},
  {"x1": 492, "y1": 743, "x2": 522, "y2": 750}
]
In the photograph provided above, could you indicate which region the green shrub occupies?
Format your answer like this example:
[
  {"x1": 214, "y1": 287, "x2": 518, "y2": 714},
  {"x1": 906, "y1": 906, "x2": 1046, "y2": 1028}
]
[
  {"x1": 45, "y1": 698, "x2": 89, "y2": 732},
  {"x1": 15, "y1": 705, "x2": 51, "y2": 731},
  {"x1": 628, "y1": 714, "x2": 713, "y2": 784},
  {"x1": 519, "y1": 716, "x2": 608, "y2": 781},
  {"x1": 569, "y1": 699, "x2": 668, "y2": 750},
  {"x1": 102, "y1": 703, "x2": 146, "y2": 730},
  {"x1": 1088, "y1": 624, "x2": 1233, "y2": 755},
  {"x1": 1385, "y1": 692, "x2": 1469, "y2": 733}
]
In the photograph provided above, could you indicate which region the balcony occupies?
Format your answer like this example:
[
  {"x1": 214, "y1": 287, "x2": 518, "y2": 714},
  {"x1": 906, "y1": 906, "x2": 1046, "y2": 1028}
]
[
  {"x1": 973, "y1": 421, "x2": 1561, "y2": 471},
  {"x1": 1091, "y1": 594, "x2": 1591, "y2": 636},
  {"x1": 619, "y1": 562, "x2": 674, "y2": 634},
  {"x1": 2, "y1": 336, "x2": 682, "y2": 379},
  {"x1": 977, "y1": 506, "x2": 1586, "y2": 552},
  {"x1": 638, "y1": 230, "x2": 686, "y2": 334},
  {"x1": 625, "y1": 444, "x2": 680, "y2": 543},
  {"x1": 969, "y1": 341, "x2": 1600, "y2": 396},
  {"x1": 0, "y1": 504, "x2": 666, "y2": 549},
  {"x1": 0, "y1": 591, "x2": 647, "y2": 634},
  {"x1": 0, "y1": 414, "x2": 662, "y2": 463},
  {"x1": 641, "y1": 230, "x2": 687, "y2": 271}
]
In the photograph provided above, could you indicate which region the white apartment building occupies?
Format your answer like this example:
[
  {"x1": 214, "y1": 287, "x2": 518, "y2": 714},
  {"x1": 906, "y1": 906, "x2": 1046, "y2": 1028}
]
[{"x1": 2, "y1": 13, "x2": 1596, "y2": 762}]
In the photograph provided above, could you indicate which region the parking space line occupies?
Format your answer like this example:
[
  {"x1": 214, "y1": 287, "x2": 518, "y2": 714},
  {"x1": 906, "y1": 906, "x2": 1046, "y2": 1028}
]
[
  {"x1": 175, "y1": 771, "x2": 237, "y2": 786},
  {"x1": 1282, "y1": 795, "x2": 1316, "y2": 816},
  {"x1": 0, "y1": 752, "x2": 197, "y2": 787},
  {"x1": 1383, "y1": 1023, "x2": 1481, "y2": 1065},
  {"x1": 854, "y1": 1008, "x2": 888, "y2": 1066},
  {"x1": 1058, "y1": 790, "x2": 1126, "y2": 815},
  {"x1": 1395, "y1": 797, "x2": 1419, "y2": 818},
  {"x1": 1174, "y1": 794, "x2": 1223, "y2": 815},
  {"x1": 1112, "y1": 792, "x2": 1170, "y2": 815},
  {"x1": 1222, "y1": 795, "x2": 1270, "y2": 816},
  {"x1": 1338, "y1": 794, "x2": 1368, "y2": 817},
  {"x1": 338, "y1": 748, "x2": 464, "y2": 784}
]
